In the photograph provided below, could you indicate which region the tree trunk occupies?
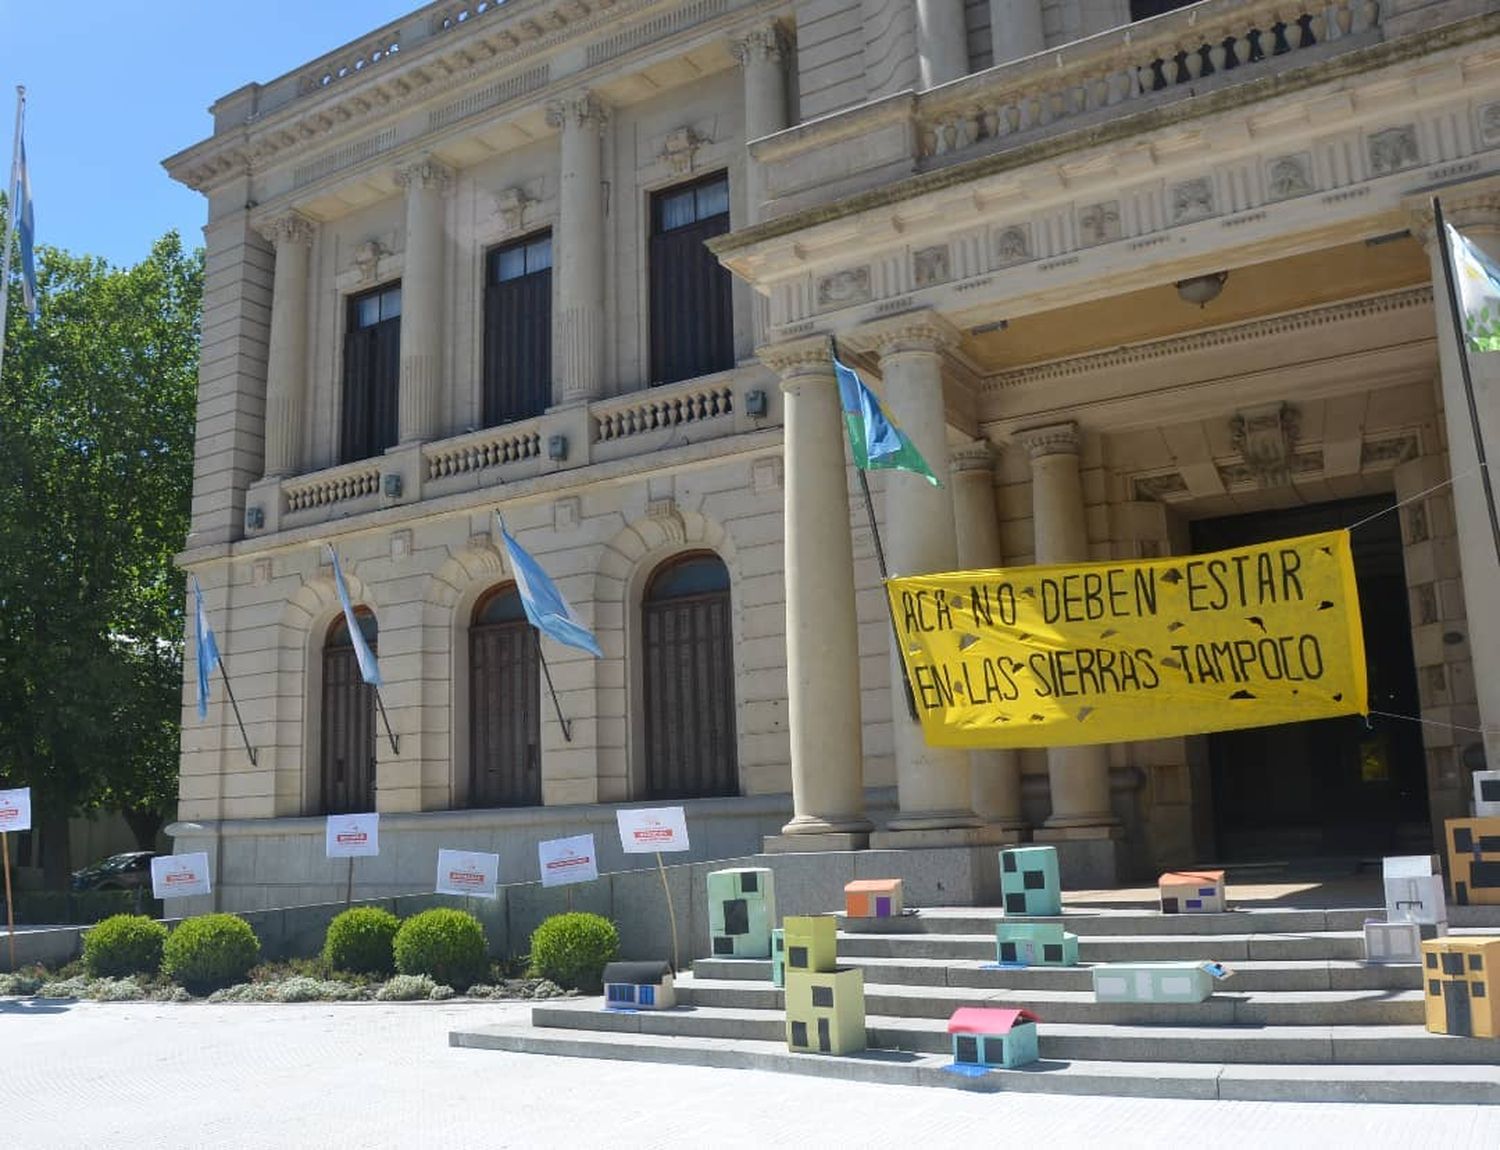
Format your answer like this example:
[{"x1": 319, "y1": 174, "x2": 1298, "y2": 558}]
[
  {"x1": 39, "y1": 805, "x2": 72, "y2": 890},
  {"x1": 122, "y1": 807, "x2": 165, "y2": 852}
]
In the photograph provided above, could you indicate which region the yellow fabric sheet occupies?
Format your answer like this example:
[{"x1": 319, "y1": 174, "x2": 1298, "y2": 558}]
[{"x1": 886, "y1": 529, "x2": 1368, "y2": 748}]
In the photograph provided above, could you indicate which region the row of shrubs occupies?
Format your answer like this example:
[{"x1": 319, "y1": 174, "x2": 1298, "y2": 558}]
[{"x1": 80, "y1": 907, "x2": 621, "y2": 996}]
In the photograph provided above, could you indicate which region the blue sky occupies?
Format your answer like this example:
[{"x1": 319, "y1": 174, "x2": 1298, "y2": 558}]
[{"x1": 1, "y1": 1, "x2": 417, "y2": 267}]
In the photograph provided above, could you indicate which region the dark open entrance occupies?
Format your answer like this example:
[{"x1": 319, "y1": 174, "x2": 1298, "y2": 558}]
[{"x1": 1191, "y1": 496, "x2": 1427, "y2": 860}]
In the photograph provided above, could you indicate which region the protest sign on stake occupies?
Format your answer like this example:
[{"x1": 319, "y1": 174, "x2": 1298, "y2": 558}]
[
  {"x1": 150, "y1": 853, "x2": 213, "y2": 900},
  {"x1": 0, "y1": 787, "x2": 31, "y2": 968},
  {"x1": 326, "y1": 813, "x2": 380, "y2": 906},
  {"x1": 436, "y1": 849, "x2": 500, "y2": 901},
  {"x1": 617, "y1": 808, "x2": 689, "y2": 971}
]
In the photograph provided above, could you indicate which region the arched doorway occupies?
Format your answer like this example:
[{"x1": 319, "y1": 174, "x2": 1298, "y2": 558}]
[
  {"x1": 469, "y1": 584, "x2": 541, "y2": 807},
  {"x1": 321, "y1": 610, "x2": 377, "y2": 814},
  {"x1": 642, "y1": 552, "x2": 738, "y2": 798}
]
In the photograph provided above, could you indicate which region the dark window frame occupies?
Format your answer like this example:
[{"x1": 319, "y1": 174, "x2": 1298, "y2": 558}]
[
  {"x1": 648, "y1": 170, "x2": 735, "y2": 387},
  {"x1": 340, "y1": 282, "x2": 402, "y2": 464},
  {"x1": 468, "y1": 582, "x2": 542, "y2": 808},
  {"x1": 320, "y1": 608, "x2": 378, "y2": 815},
  {"x1": 482, "y1": 230, "x2": 553, "y2": 428}
]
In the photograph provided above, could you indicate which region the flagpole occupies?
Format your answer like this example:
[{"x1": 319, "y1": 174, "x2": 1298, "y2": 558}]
[
  {"x1": 536, "y1": 646, "x2": 574, "y2": 743},
  {"x1": 372, "y1": 687, "x2": 399, "y2": 756},
  {"x1": 0, "y1": 85, "x2": 25, "y2": 385},
  {"x1": 213, "y1": 653, "x2": 258, "y2": 766},
  {"x1": 833, "y1": 338, "x2": 920, "y2": 722},
  {"x1": 1432, "y1": 196, "x2": 1500, "y2": 569}
]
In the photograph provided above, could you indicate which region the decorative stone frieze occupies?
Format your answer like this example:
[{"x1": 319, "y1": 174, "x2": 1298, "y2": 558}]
[
  {"x1": 1170, "y1": 178, "x2": 1215, "y2": 224},
  {"x1": 1229, "y1": 403, "x2": 1300, "y2": 488},
  {"x1": 1266, "y1": 154, "x2": 1314, "y2": 201},
  {"x1": 815, "y1": 267, "x2": 871, "y2": 311},
  {"x1": 992, "y1": 224, "x2": 1031, "y2": 266},
  {"x1": 1077, "y1": 201, "x2": 1121, "y2": 247},
  {"x1": 1368, "y1": 125, "x2": 1420, "y2": 177},
  {"x1": 912, "y1": 245, "x2": 950, "y2": 288}
]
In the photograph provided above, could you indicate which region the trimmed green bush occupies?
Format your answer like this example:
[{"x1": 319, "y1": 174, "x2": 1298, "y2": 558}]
[
  {"x1": 82, "y1": 914, "x2": 169, "y2": 978},
  {"x1": 162, "y1": 914, "x2": 262, "y2": 994},
  {"x1": 322, "y1": 907, "x2": 400, "y2": 976},
  {"x1": 528, "y1": 912, "x2": 619, "y2": 993},
  {"x1": 392, "y1": 908, "x2": 488, "y2": 991}
]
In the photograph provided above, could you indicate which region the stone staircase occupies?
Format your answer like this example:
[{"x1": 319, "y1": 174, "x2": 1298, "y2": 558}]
[{"x1": 451, "y1": 902, "x2": 1500, "y2": 1103}]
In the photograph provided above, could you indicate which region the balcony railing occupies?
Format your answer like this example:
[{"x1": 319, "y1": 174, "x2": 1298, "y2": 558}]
[{"x1": 283, "y1": 462, "x2": 382, "y2": 514}]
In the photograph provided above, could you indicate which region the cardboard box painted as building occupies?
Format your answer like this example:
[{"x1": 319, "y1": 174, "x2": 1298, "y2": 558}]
[
  {"x1": 602, "y1": 961, "x2": 676, "y2": 1010},
  {"x1": 1000, "y1": 846, "x2": 1062, "y2": 917},
  {"x1": 771, "y1": 927, "x2": 785, "y2": 988},
  {"x1": 781, "y1": 914, "x2": 865, "y2": 1055},
  {"x1": 1383, "y1": 855, "x2": 1448, "y2": 926},
  {"x1": 707, "y1": 867, "x2": 776, "y2": 957},
  {"x1": 1421, "y1": 937, "x2": 1500, "y2": 1038},
  {"x1": 1446, "y1": 818, "x2": 1500, "y2": 907},
  {"x1": 844, "y1": 878, "x2": 903, "y2": 918},
  {"x1": 1364, "y1": 920, "x2": 1422, "y2": 964},
  {"x1": 1159, "y1": 870, "x2": 1225, "y2": 914},
  {"x1": 1092, "y1": 961, "x2": 1227, "y2": 1004},
  {"x1": 947, "y1": 1007, "x2": 1040, "y2": 1069},
  {"x1": 995, "y1": 921, "x2": 1078, "y2": 966}
]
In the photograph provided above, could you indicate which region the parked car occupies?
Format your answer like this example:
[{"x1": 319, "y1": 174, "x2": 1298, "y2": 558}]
[{"x1": 70, "y1": 851, "x2": 158, "y2": 893}]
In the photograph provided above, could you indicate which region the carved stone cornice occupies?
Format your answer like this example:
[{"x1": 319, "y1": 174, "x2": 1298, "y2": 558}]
[
  {"x1": 949, "y1": 439, "x2": 996, "y2": 476},
  {"x1": 258, "y1": 211, "x2": 317, "y2": 248},
  {"x1": 731, "y1": 21, "x2": 790, "y2": 68},
  {"x1": 1016, "y1": 422, "x2": 1080, "y2": 460},
  {"x1": 757, "y1": 334, "x2": 835, "y2": 383},
  {"x1": 394, "y1": 156, "x2": 454, "y2": 194},
  {"x1": 546, "y1": 92, "x2": 609, "y2": 132},
  {"x1": 848, "y1": 309, "x2": 963, "y2": 360}
]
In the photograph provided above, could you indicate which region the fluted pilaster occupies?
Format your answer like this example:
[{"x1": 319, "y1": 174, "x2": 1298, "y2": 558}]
[
  {"x1": 259, "y1": 212, "x2": 317, "y2": 477},
  {"x1": 394, "y1": 157, "x2": 453, "y2": 445}
]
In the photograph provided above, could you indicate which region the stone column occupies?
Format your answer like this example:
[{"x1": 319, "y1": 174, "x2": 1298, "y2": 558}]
[
  {"x1": 951, "y1": 439, "x2": 1027, "y2": 832},
  {"x1": 1419, "y1": 194, "x2": 1500, "y2": 771},
  {"x1": 856, "y1": 313, "x2": 981, "y2": 836},
  {"x1": 547, "y1": 93, "x2": 609, "y2": 406},
  {"x1": 758, "y1": 337, "x2": 872, "y2": 847},
  {"x1": 916, "y1": 0, "x2": 970, "y2": 89},
  {"x1": 990, "y1": 0, "x2": 1045, "y2": 67},
  {"x1": 394, "y1": 157, "x2": 453, "y2": 445},
  {"x1": 733, "y1": 22, "x2": 790, "y2": 223},
  {"x1": 259, "y1": 213, "x2": 316, "y2": 478},
  {"x1": 1019, "y1": 423, "x2": 1119, "y2": 830}
]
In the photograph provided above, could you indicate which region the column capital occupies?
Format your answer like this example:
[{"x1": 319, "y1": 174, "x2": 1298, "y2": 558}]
[
  {"x1": 1407, "y1": 180, "x2": 1500, "y2": 249},
  {"x1": 846, "y1": 309, "x2": 962, "y2": 360},
  {"x1": 949, "y1": 438, "x2": 996, "y2": 476},
  {"x1": 731, "y1": 21, "x2": 791, "y2": 68},
  {"x1": 546, "y1": 91, "x2": 609, "y2": 132},
  {"x1": 757, "y1": 334, "x2": 835, "y2": 385},
  {"x1": 257, "y1": 211, "x2": 317, "y2": 249},
  {"x1": 394, "y1": 156, "x2": 454, "y2": 195},
  {"x1": 1016, "y1": 421, "x2": 1080, "y2": 461}
]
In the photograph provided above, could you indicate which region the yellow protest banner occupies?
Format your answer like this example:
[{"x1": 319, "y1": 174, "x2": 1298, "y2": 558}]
[{"x1": 887, "y1": 529, "x2": 1367, "y2": 748}]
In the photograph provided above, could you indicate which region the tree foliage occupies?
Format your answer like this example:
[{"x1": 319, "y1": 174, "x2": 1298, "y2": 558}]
[{"x1": 0, "y1": 223, "x2": 202, "y2": 882}]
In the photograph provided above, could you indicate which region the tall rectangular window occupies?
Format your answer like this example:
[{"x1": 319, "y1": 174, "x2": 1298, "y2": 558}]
[
  {"x1": 483, "y1": 231, "x2": 553, "y2": 426},
  {"x1": 340, "y1": 283, "x2": 401, "y2": 464},
  {"x1": 649, "y1": 171, "x2": 734, "y2": 387}
]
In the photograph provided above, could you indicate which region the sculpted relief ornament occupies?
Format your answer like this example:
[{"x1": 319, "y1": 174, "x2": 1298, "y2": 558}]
[
  {"x1": 1230, "y1": 403, "x2": 1300, "y2": 488},
  {"x1": 1266, "y1": 154, "x2": 1314, "y2": 201},
  {"x1": 1367, "y1": 126, "x2": 1419, "y2": 177},
  {"x1": 492, "y1": 186, "x2": 536, "y2": 233}
]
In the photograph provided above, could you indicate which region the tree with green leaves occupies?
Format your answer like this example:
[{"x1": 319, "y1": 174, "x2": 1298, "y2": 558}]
[{"x1": 0, "y1": 221, "x2": 202, "y2": 885}]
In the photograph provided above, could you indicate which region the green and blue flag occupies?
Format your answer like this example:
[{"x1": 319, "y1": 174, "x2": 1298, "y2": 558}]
[{"x1": 833, "y1": 355, "x2": 939, "y2": 485}]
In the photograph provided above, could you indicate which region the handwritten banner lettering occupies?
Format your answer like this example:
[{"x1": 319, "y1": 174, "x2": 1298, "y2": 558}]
[{"x1": 887, "y1": 530, "x2": 1367, "y2": 748}]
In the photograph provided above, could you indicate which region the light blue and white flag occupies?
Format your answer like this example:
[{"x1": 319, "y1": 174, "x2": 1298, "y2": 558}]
[
  {"x1": 192, "y1": 576, "x2": 220, "y2": 720},
  {"x1": 498, "y1": 515, "x2": 603, "y2": 658},
  {"x1": 1446, "y1": 222, "x2": 1500, "y2": 353},
  {"x1": 327, "y1": 545, "x2": 382, "y2": 687},
  {"x1": 15, "y1": 137, "x2": 35, "y2": 321}
]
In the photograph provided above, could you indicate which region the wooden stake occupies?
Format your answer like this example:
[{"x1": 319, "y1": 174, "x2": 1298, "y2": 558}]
[
  {"x1": 345, "y1": 856, "x2": 355, "y2": 908},
  {"x1": 2, "y1": 830, "x2": 14, "y2": 972},
  {"x1": 655, "y1": 851, "x2": 680, "y2": 974}
]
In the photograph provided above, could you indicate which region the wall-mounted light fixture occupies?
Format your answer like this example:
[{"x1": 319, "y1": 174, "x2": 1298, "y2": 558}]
[
  {"x1": 548, "y1": 434, "x2": 569, "y2": 462},
  {"x1": 745, "y1": 389, "x2": 768, "y2": 418},
  {"x1": 383, "y1": 473, "x2": 403, "y2": 499},
  {"x1": 1176, "y1": 271, "x2": 1228, "y2": 308},
  {"x1": 245, "y1": 505, "x2": 265, "y2": 531}
]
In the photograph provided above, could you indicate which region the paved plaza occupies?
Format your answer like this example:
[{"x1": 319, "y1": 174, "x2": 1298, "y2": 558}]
[{"x1": 5, "y1": 999, "x2": 1500, "y2": 1148}]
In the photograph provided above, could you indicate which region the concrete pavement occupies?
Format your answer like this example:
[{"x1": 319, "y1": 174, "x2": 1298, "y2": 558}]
[{"x1": 5, "y1": 999, "x2": 1500, "y2": 1148}]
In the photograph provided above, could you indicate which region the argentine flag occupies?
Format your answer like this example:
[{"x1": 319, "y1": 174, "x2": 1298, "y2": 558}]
[
  {"x1": 327, "y1": 545, "x2": 383, "y2": 687},
  {"x1": 192, "y1": 576, "x2": 220, "y2": 720},
  {"x1": 498, "y1": 516, "x2": 603, "y2": 658},
  {"x1": 15, "y1": 138, "x2": 35, "y2": 321}
]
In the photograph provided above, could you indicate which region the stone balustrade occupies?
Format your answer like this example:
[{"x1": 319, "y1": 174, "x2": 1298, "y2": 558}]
[
  {"x1": 594, "y1": 381, "x2": 736, "y2": 443},
  {"x1": 423, "y1": 420, "x2": 545, "y2": 480},
  {"x1": 298, "y1": 31, "x2": 404, "y2": 95},
  {"x1": 919, "y1": 0, "x2": 1381, "y2": 162},
  {"x1": 283, "y1": 462, "x2": 382, "y2": 513}
]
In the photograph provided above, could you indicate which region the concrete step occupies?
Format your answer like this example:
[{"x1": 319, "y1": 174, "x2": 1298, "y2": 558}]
[
  {"x1": 450, "y1": 1022, "x2": 1500, "y2": 1104},
  {"x1": 527, "y1": 1001, "x2": 1500, "y2": 1065},
  {"x1": 692, "y1": 956, "x2": 1422, "y2": 992},
  {"x1": 674, "y1": 975, "x2": 1427, "y2": 1026},
  {"x1": 904, "y1": 907, "x2": 1377, "y2": 936},
  {"x1": 835, "y1": 931, "x2": 1367, "y2": 962}
]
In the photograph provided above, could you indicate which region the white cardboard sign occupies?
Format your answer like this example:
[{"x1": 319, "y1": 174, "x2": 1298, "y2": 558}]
[
  {"x1": 151, "y1": 852, "x2": 212, "y2": 899},
  {"x1": 435, "y1": 849, "x2": 500, "y2": 900},
  {"x1": 0, "y1": 787, "x2": 32, "y2": 833},
  {"x1": 326, "y1": 813, "x2": 380, "y2": 858},
  {"x1": 538, "y1": 834, "x2": 600, "y2": 887},
  {"x1": 616, "y1": 806, "x2": 690, "y2": 854}
]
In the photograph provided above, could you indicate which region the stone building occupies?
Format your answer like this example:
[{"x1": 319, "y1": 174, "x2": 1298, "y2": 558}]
[{"x1": 166, "y1": 0, "x2": 1500, "y2": 909}]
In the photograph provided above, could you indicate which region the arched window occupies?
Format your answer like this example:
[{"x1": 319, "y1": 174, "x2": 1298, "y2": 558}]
[
  {"x1": 642, "y1": 552, "x2": 738, "y2": 799},
  {"x1": 469, "y1": 584, "x2": 541, "y2": 807},
  {"x1": 321, "y1": 610, "x2": 377, "y2": 814}
]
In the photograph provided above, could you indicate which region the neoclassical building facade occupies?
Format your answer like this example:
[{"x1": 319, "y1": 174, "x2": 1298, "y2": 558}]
[{"x1": 168, "y1": 0, "x2": 1500, "y2": 908}]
